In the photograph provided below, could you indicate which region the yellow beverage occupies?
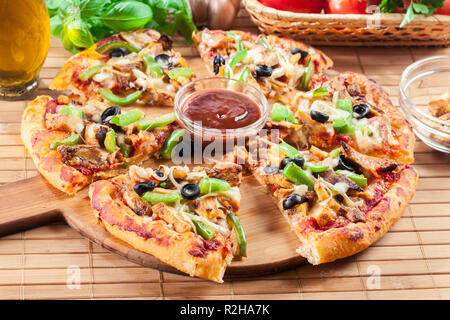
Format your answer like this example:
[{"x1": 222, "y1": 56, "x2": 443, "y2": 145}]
[{"x1": 0, "y1": 0, "x2": 50, "y2": 99}]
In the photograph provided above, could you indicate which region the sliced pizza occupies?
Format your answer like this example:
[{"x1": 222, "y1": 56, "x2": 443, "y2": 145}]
[
  {"x1": 21, "y1": 95, "x2": 179, "y2": 195},
  {"x1": 228, "y1": 138, "x2": 417, "y2": 265},
  {"x1": 192, "y1": 28, "x2": 333, "y2": 101},
  {"x1": 89, "y1": 162, "x2": 245, "y2": 282},
  {"x1": 272, "y1": 72, "x2": 415, "y2": 164},
  {"x1": 50, "y1": 29, "x2": 195, "y2": 106}
]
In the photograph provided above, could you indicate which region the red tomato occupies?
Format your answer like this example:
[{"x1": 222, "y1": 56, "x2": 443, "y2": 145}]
[
  {"x1": 258, "y1": 0, "x2": 324, "y2": 13},
  {"x1": 324, "y1": 0, "x2": 380, "y2": 14},
  {"x1": 436, "y1": 0, "x2": 450, "y2": 15}
]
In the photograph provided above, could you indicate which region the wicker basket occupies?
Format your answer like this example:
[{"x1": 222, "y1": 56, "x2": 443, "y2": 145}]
[{"x1": 243, "y1": 0, "x2": 450, "y2": 46}]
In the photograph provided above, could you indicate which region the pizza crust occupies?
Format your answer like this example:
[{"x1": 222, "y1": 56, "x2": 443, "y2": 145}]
[
  {"x1": 293, "y1": 166, "x2": 418, "y2": 265},
  {"x1": 89, "y1": 177, "x2": 233, "y2": 283},
  {"x1": 21, "y1": 95, "x2": 89, "y2": 195}
]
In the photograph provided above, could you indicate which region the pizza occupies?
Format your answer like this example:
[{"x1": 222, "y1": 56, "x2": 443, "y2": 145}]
[
  {"x1": 228, "y1": 137, "x2": 418, "y2": 265},
  {"x1": 50, "y1": 29, "x2": 195, "y2": 106},
  {"x1": 192, "y1": 28, "x2": 333, "y2": 101},
  {"x1": 269, "y1": 72, "x2": 415, "y2": 164},
  {"x1": 21, "y1": 95, "x2": 178, "y2": 195},
  {"x1": 89, "y1": 162, "x2": 245, "y2": 283}
]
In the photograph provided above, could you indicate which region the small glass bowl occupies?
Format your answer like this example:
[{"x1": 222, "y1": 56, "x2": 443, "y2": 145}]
[
  {"x1": 399, "y1": 55, "x2": 450, "y2": 153},
  {"x1": 174, "y1": 77, "x2": 268, "y2": 145}
]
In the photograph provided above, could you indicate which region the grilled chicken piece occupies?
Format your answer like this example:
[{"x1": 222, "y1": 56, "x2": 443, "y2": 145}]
[
  {"x1": 45, "y1": 113, "x2": 84, "y2": 134},
  {"x1": 294, "y1": 109, "x2": 333, "y2": 149},
  {"x1": 113, "y1": 176, "x2": 152, "y2": 216},
  {"x1": 120, "y1": 29, "x2": 161, "y2": 49},
  {"x1": 58, "y1": 145, "x2": 122, "y2": 169},
  {"x1": 113, "y1": 60, "x2": 144, "y2": 74},
  {"x1": 318, "y1": 169, "x2": 362, "y2": 192},
  {"x1": 205, "y1": 162, "x2": 243, "y2": 187},
  {"x1": 152, "y1": 203, "x2": 192, "y2": 233},
  {"x1": 342, "y1": 207, "x2": 366, "y2": 223},
  {"x1": 192, "y1": 197, "x2": 222, "y2": 220},
  {"x1": 340, "y1": 142, "x2": 397, "y2": 178}
]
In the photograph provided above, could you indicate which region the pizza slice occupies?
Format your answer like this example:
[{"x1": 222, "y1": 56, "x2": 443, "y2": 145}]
[
  {"x1": 192, "y1": 28, "x2": 333, "y2": 101},
  {"x1": 274, "y1": 72, "x2": 415, "y2": 164},
  {"x1": 21, "y1": 95, "x2": 180, "y2": 195},
  {"x1": 50, "y1": 29, "x2": 195, "y2": 106},
  {"x1": 89, "y1": 162, "x2": 246, "y2": 282},
  {"x1": 228, "y1": 138, "x2": 417, "y2": 265}
]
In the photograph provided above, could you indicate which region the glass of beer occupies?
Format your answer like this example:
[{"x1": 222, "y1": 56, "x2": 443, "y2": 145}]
[{"x1": 0, "y1": 0, "x2": 50, "y2": 100}]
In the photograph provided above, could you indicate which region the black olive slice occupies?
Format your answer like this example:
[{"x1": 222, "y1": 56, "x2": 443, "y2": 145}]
[
  {"x1": 155, "y1": 54, "x2": 173, "y2": 69},
  {"x1": 134, "y1": 181, "x2": 156, "y2": 196},
  {"x1": 280, "y1": 157, "x2": 305, "y2": 169},
  {"x1": 101, "y1": 106, "x2": 121, "y2": 124},
  {"x1": 336, "y1": 155, "x2": 355, "y2": 172},
  {"x1": 213, "y1": 54, "x2": 225, "y2": 75},
  {"x1": 154, "y1": 169, "x2": 165, "y2": 178},
  {"x1": 282, "y1": 193, "x2": 306, "y2": 210},
  {"x1": 180, "y1": 183, "x2": 200, "y2": 200},
  {"x1": 95, "y1": 126, "x2": 108, "y2": 148},
  {"x1": 290, "y1": 47, "x2": 308, "y2": 60},
  {"x1": 263, "y1": 165, "x2": 279, "y2": 175},
  {"x1": 310, "y1": 110, "x2": 329, "y2": 123},
  {"x1": 353, "y1": 104, "x2": 371, "y2": 119},
  {"x1": 255, "y1": 64, "x2": 272, "y2": 78},
  {"x1": 110, "y1": 47, "x2": 128, "y2": 58}
]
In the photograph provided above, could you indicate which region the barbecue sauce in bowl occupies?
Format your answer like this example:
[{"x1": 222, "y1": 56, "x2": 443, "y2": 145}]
[{"x1": 182, "y1": 89, "x2": 261, "y2": 130}]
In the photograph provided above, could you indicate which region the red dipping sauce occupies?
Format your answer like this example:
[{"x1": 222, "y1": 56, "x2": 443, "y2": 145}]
[{"x1": 182, "y1": 89, "x2": 261, "y2": 130}]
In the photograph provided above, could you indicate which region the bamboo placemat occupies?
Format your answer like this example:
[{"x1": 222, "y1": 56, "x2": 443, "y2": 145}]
[{"x1": 0, "y1": 6, "x2": 450, "y2": 300}]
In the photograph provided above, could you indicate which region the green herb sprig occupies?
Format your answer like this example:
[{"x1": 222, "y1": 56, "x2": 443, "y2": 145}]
[
  {"x1": 46, "y1": 0, "x2": 197, "y2": 53},
  {"x1": 378, "y1": 0, "x2": 445, "y2": 27}
]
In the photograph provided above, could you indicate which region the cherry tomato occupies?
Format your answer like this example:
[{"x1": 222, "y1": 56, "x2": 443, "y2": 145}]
[
  {"x1": 258, "y1": 0, "x2": 324, "y2": 13},
  {"x1": 324, "y1": 0, "x2": 380, "y2": 14},
  {"x1": 436, "y1": 0, "x2": 450, "y2": 15}
]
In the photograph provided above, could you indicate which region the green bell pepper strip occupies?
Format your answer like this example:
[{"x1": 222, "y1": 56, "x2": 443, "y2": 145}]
[
  {"x1": 226, "y1": 32, "x2": 244, "y2": 51},
  {"x1": 110, "y1": 109, "x2": 143, "y2": 127},
  {"x1": 279, "y1": 142, "x2": 301, "y2": 159},
  {"x1": 58, "y1": 105, "x2": 83, "y2": 119},
  {"x1": 313, "y1": 87, "x2": 329, "y2": 98},
  {"x1": 271, "y1": 103, "x2": 298, "y2": 125},
  {"x1": 191, "y1": 220, "x2": 215, "y2": 241},
  {"x1": 137, "y1": 112, "x2": 176, "y2": 131},
  {"x1": 228, "y1": 49, "x2": 248, "y2": 69},
  {"x1": 329, "y1": 148, "x2": 340, "y2": 158},
  {"x1": 119, "y1": 143, "x2": 131, "y2": 158},
  {"x1": 302, "y1": 57, "x2": 314, "y2": 90},
  {"x1": 167, "y1": 68, "x2": 194, "y2": 80},
  {"x1": 99, "y1": 88, "x2": 143, "y2": 106},
  {"x1": 142, "y1": 192, "x2": 182, "y2": 205},
  {"x1": 96, "y1": 40, "x2": 139, "y2": 54},
  {"x1": 238, "y1": 67, "x2": 250, "y2": 82},
  {"x1": 78, "y1": 64, "x2": 107, "y2": 82},
  {"x1": 336, "y1": 98, "x2": 353, "y2": 114},
  {"x1": 332, "y1": 117, "x2": 352, "y2": 130},
  {"x1": 50, "y1": 133, "x2": 80, "y2": 150},
  {"x1": 104, "y1": 129, "x2": 116, "y2": 154},
  {"x1": 142, "y1": 53, "x2": 163, "y2": 78},
  {"x1": 335, "y1": 170, "x2": 368, "y2": 188},
  {"x1": 199, "y1": 177, "x2": 232, "y2": 194},
  {"x1": 304, "y1": 162, "x2": 329, "y2": 173},
  {"x1": 159, "y1": 182, "x2": 167, "y2": 188},
  {"x1": 258, "y1": 37, "x2": 273, "y2": 50},
  {"x1": 224, "y1": 65, "x2": 233, "y2": 78},
  {"x1": 227, "y1": 212, "x2": 247, "y2": 257},
  {"x1": 160, "y1": 129, "x2": 185, "y2": 159},
  {"x1": 282, "y1": 162, "x2": 315, "y2": 191}
]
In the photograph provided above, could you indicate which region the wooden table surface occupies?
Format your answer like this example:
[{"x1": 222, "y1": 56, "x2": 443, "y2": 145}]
[{"x1": 1, "y1": 7, "x2": 450, "y2": 300}]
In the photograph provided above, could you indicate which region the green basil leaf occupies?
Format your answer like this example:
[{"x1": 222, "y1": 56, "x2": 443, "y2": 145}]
[
  {"x1": 100, "y1": 1, "x2": 153, "y2": 32},
  {"x1": 63, "y1": 15, "x2": 95, "y2": 49},
  {"x1": 79, "y1": 0, "x2": 107, "y2": 18}
]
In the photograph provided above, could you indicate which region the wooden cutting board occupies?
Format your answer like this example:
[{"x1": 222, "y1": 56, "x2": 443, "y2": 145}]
[{"x1": 0, "y1": 164, "x2": 304, "y2": 278}]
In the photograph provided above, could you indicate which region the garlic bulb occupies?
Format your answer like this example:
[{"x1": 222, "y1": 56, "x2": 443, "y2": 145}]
[{"x1": 187, "y1": 0, "x2": 240, "y2": 30}]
